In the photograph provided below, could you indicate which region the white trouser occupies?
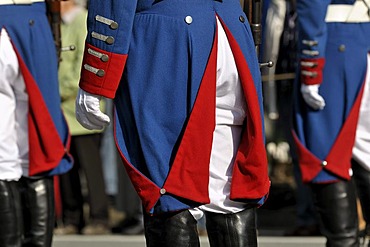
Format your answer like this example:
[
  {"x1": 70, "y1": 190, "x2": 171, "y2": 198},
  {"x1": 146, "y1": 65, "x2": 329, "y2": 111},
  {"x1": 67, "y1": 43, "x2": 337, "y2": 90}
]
[
  {"x1": 0, "y1": 28, "x2": 29, "y2": 181},
  {"x1": 353, "y1": 54, "x2": 370, "y2": 170},
  {"x1": 190, "y1": 17, "x2": 248, "y2": 219}
]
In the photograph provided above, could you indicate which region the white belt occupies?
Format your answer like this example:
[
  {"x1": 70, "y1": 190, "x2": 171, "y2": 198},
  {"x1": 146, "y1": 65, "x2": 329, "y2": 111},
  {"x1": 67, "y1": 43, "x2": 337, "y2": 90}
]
[
  {"x1": 0, "y1": 0, "x2": 44, "y2": 5},
  {"x1": 326, "y1": 0, "x2": 370, "y2": 23}
]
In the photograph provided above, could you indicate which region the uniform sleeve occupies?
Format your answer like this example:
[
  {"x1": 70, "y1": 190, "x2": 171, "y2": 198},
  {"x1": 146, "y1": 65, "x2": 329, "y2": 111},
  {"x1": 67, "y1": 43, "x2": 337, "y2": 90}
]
[
  {"x1": 297, "y1": 0, "x2": 331, "y2": 85},
  {"x1": 79, "y1": 0, "x2": 137, "y2": 98}
]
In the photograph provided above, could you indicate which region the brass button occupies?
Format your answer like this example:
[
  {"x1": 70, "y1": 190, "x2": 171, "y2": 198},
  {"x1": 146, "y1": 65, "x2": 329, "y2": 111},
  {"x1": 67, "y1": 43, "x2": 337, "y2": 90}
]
[
  {"x1": 321, "y1": 161, "x2": 328, "y2": 167},
  {"x1": 160, "y1": 188, "x2": 166, "y2": 195},
  {"x1": 338, "y1": 45, "x2": 346, "y2": 52},
  {"x1": 110, "y1": 21, "x2": 119, "y2": 30},
  {"x1": 185, "y1": 16, "x2": 193, "y2": 25},
  {"x1": 239, "y1": 15, "x2": 245, "y2": 23},
  {"x1": 96, "y1": 69, "x2": 105, "y2": 77},
  {"x1": 105, "y1": 36, "x2": 115, "y2": 45},
  {"x1": 101, "y1": 54, "x2": 109, "y2": 62}
]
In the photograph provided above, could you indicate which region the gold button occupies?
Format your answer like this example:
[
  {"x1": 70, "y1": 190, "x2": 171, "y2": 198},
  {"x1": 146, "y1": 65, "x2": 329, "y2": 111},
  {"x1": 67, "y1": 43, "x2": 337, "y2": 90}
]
[
  {"x1": 321, "y1": 161, "x2": 328, "y2": 167},
  {"x1": 160, "y1": 188, "x2": 166, "y2": 195},
  {"x1": 338, "y1": 45, "x2": 345, "y2": 52}
]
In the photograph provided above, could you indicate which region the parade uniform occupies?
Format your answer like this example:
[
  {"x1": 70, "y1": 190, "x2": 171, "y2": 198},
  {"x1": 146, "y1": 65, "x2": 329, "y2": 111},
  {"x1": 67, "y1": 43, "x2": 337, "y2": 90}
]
[
  {"x1": 76, "y1": 0, "x2": 270, "y2": 246},
  {"x1": 0, "y1": 2, "x2": 72, "y2": 246},
  {"x1": 293, "y1": 0, "x2": 370, "y2": 245}
]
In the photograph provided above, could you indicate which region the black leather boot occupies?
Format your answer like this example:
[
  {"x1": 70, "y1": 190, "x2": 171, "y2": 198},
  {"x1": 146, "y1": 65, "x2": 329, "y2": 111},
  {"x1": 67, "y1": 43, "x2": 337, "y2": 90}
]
[
  {"x1": 144, "y1": 209, "x2": 200, "y2": 247},
  {"x1": 351, "y1": 159, "x2": 370, "y2": 246},
  {"x1": 311, "y1": 180, "x2": 359, "y2": 247},
  {"x1": 20, "y1": 176, "x2": 55, "y2": 247},
  {"x1": 204, "y1": 207, "x2": 258, "y2": 247},
  {"x1": 0, "y1": 180, "x2": 23, "y2": 247}
]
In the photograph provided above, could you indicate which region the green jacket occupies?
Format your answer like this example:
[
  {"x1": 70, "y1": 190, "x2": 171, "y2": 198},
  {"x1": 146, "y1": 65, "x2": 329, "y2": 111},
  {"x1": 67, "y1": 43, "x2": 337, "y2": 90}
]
[{"x1": 59, "y1": 6, "x2": 105, "y2": 136}]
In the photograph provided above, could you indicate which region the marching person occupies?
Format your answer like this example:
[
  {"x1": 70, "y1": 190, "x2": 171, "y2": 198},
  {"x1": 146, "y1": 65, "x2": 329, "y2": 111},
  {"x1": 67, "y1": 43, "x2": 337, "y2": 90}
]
[
  {"x1": 292, "y1": 0, "x2": 370, "y2": 246},
  {"x1": 75, "y1": 0, "x2": 270, "y2": 246},
  {"x1": 0, "y1": 0, "x2": 73, "y2": 246}
]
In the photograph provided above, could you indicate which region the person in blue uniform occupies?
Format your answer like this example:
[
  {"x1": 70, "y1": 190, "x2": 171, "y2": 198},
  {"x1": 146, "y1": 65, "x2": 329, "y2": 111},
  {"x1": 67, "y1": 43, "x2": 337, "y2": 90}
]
[
  {"x1": 0, "y1": 1, "x2": 73, "y2": 246},
  {"x1": 75, "y1": 0, "x2": 270, "y2": 246},
  {"x1": 292, "y1": 0, "x2": 370, "y2": 246}
]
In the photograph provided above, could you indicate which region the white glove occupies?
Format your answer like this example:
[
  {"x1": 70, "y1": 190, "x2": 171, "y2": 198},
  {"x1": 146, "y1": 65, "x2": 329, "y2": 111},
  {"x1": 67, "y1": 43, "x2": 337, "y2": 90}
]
[
  {"x1": 300, "y1": 84, "x2": 326, "y2": 110},
  {"x1": 75, "y1": 88, "x2": 110, "y2": 130}
]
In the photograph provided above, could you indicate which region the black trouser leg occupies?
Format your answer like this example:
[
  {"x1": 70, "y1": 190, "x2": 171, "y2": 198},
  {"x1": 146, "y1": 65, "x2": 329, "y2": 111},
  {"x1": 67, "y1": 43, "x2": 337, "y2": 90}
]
[
  {"x1": 352, "y1": 159, "x2": 370, "y2": 246},
  {"x1": 144, "y1": 210, "x2": 200, "y2": 247},
  {"x1": 71, "y1": 134, "x2": 108, "y2": 225},
  {"x1": 20, "y1": 176, "x2": 55, "y2": 247},
  {"x1": 0, "y1": 180, "x2": 23, "y2": 247},
  {"x1": 311, "y1": 180, "x2": 359, "y2": 247},
  {"x1": 58, "y1": 161, "x2": 84, "y2": 230},
  {"x1": 205, "y1": 207, "x2": 258, "y2": 247}
]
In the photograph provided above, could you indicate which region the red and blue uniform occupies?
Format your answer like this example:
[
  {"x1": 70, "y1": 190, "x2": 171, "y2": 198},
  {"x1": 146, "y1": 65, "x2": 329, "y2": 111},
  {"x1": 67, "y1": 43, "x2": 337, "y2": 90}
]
[
  {"x1": 79, "y1": 0, "x2": 270, "y2": 214},
  {"x1": 0, "y1": 2, "x2": 73, "y2": 176},
  {"x1": 293, "y1": 0, "x2": 370, "y2": 183}
]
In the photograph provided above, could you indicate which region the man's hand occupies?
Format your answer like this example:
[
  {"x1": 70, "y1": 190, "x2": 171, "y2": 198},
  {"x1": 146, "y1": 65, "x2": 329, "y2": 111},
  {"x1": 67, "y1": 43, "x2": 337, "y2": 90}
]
[
  {"x1": 300, "y1": 84, "x2": 325, "y2": 110},
  {"x1": 75, "y1": 88, "x2": 110, "y2": 130}
]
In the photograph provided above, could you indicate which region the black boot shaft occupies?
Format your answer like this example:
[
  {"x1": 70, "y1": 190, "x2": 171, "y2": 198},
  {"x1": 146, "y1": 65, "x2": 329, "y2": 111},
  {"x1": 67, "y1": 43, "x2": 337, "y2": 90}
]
[
  {"x1": 205, "y1": 207, "x2": 258, "y2": 247},
  {"x1": 0, "y1": 180, "x2": 23, "y2": 247},
  {"x1": 20, "y1": 177, "x2": 55, "y2": 247},
  {"x1": 311, "y1": 180, "x2": 359, "y2": 247},
  {"x1": 144, "y1": 210, "x2": 200, "y2": 247}
]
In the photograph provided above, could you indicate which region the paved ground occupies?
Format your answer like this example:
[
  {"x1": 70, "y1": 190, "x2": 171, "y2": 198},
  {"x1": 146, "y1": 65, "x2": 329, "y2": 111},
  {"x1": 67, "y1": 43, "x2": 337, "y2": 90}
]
[{"x1": 53, "y1": 235, "x2": 327, "y2": 247}]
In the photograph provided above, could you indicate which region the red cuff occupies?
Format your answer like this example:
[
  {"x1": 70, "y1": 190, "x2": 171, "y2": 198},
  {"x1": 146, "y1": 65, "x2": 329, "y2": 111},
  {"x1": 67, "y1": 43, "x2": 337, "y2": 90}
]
[
  {"x1": 300, "y1": 57, "x2": 325, "y2": 85},
  {"x1": 79, "y1": 43, "x2": 127, "y2": 99}
]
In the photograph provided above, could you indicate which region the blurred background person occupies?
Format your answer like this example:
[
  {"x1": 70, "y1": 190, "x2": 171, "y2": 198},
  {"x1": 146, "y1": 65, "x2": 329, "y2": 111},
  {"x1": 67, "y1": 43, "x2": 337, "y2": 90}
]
[
  {"x1": 0, "y1": 0, "x2": 73, "y2": 245},
  {"x1": 99, "y1": 98, "x2": 127, "y2": 230},
  {"x1": 292, "y1": 0, "x2": 370, "y2": 246},
  {"x1": 262, "y1": 0, "x2": 321, "y2": 236},
  {"x1": 54, "y1": 0, "x2": 110, "y2": 235}
]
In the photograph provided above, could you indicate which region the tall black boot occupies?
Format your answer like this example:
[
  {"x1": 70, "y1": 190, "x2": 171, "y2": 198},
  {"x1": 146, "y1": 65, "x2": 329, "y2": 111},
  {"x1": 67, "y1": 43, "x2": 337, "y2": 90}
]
[
  {"x1": 0, "y1": 180, "x2": 23, "y2": 247},
  {"x1": 204, "y1": 207, "x2": 258, "y2": 247},
  {"x1": 144, "y1": 209, "x2": 200, "y2": 247},
  {"x1": 351, "y1": 159, "x2": 370, "y2": 246},
  {"x1": 20, "y1": 176, "x2": 55, "y2": 247},
  {"x1": 311, "y1": 180, "x2": 359, "y2": 247}
]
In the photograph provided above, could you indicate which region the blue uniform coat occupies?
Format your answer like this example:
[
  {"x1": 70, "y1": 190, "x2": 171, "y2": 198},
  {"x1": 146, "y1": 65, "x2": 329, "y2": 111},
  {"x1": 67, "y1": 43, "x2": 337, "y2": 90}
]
[
  {"x1": 0, "y1": 3, "x2": 73, "y2": 176},
  {"x1": 79, "y1": 0, "x2": 270, "y2": 214},
  {"x1": 293, "y1": 0, "x2": 370, "y2": 183}
]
